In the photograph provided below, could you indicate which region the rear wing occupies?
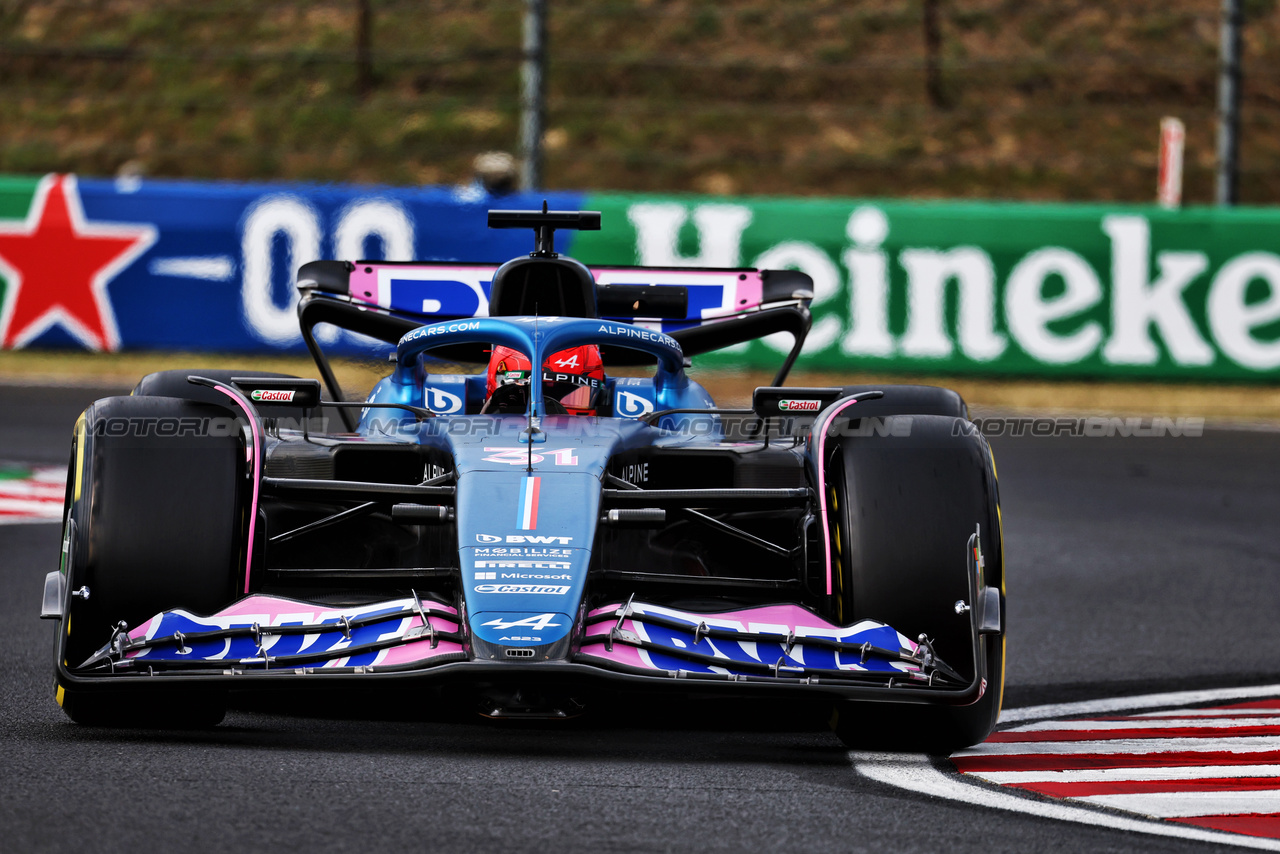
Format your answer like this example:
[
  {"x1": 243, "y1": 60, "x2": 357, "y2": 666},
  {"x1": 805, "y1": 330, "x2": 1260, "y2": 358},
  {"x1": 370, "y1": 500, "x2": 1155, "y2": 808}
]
[{"x1": 298, "y1": 260, "x2": 814, "y2": 332}]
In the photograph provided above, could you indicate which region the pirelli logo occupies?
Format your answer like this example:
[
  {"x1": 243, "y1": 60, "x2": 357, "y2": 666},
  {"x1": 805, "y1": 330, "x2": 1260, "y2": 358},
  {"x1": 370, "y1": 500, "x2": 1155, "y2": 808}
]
[{"x1": 474, "y1": 560, "x2": 571, "y2": 570}]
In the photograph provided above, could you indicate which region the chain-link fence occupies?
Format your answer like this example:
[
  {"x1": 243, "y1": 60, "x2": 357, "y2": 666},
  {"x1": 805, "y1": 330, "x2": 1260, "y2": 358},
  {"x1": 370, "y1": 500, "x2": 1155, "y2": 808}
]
[{"x1": 1, "y1": 0, "x2": 1276, "y2": 202}]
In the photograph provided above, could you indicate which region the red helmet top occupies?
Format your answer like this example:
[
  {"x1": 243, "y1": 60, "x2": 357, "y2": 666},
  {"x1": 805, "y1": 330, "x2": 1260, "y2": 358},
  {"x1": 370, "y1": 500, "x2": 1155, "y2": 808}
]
[{"x1": 486, "y1": 344, "x2": 606, "y2": 415}]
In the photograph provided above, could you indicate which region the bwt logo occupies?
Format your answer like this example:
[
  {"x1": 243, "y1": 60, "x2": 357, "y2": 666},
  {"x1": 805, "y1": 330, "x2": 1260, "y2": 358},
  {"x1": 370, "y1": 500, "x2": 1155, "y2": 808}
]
[
  {"x1": 476, "y1": 533, "x2": 574, "y2": 545},
  {"x1": 777, "y1": 399, "x2": 820, "y2": 412}
]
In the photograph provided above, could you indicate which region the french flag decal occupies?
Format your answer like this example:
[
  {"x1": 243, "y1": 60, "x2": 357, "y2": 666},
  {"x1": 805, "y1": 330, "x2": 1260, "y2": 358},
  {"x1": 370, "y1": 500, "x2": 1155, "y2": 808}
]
[{"x1": 518, "y1": 476, "x2": 540, "y2": 530}]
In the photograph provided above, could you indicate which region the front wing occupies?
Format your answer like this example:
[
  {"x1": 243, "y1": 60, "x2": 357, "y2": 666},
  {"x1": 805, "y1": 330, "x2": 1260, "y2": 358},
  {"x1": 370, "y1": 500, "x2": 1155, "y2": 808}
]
[{"x1": 58, "y1": 593, "x2": 992, "y2": 707}]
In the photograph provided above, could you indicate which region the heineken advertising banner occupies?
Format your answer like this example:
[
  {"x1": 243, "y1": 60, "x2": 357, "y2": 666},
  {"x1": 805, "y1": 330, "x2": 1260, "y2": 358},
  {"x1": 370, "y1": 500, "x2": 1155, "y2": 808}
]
[
  {"x1": 2, "y1": 172, "x2": 1279, "y2": 381},
  {"x1": 571, "y1": 196, "x2": 1280, "y2": 381}
]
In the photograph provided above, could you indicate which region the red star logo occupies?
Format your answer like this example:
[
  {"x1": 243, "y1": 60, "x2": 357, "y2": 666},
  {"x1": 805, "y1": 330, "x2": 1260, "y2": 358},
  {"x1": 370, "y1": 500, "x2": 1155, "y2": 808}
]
[{"x1": 0, "y1": 174, "x2": 156, "y2": 351}]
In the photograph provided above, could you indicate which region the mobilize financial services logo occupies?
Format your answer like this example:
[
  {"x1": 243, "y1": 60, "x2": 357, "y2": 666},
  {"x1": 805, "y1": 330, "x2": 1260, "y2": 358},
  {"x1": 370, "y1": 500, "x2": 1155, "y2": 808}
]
[{"x1": 474, "y1": 547, "x2": 572, "y2": 557}]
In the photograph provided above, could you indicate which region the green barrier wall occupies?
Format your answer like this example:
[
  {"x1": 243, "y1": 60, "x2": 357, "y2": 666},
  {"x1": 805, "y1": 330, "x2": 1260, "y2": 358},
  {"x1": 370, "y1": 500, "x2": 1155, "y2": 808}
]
[{"x1": 575, "y1": 194, "x2": 1280, "y2": 381}]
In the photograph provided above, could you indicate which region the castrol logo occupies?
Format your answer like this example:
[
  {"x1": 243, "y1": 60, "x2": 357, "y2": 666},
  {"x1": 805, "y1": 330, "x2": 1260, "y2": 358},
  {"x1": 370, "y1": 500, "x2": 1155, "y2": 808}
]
[
  {"x1": 250, "y1": 389, "x2": 295, "y2": 402},
  {"x1": 778, "y1": 399, "x2": 820, "y2": 412}
]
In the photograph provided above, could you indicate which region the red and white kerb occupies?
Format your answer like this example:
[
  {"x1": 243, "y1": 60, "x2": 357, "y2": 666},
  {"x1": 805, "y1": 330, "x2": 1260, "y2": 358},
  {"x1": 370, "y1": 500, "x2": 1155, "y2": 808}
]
[{"x1": 954, "y1": 698, "x2": 1280, "y2": 842}]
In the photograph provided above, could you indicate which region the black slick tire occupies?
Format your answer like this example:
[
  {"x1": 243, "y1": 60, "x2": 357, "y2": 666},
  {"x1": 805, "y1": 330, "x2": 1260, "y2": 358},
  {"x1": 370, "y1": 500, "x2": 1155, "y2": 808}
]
[
  {"x1": 55, "y1": 395, "x2": 245, "y2": 727},
  {"x1": 826, "y1": 413, "x2": 1004, "y2": 752}
]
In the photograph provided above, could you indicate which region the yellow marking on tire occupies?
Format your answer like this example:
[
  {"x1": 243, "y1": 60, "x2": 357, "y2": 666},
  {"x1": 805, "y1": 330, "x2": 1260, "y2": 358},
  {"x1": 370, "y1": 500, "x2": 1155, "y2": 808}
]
[
  {"x1": 829, "y1": 484, "x2": 844, "y2": 623},
  {"x1": 56, "y1": 684, "x2": 65, "y2": 707},
  {"x1": 996, "y1": 504, "x2": 1006, "y2": 594},
  {"x1": 73, "y1": 415, "x2": 86, "y2": 502}
]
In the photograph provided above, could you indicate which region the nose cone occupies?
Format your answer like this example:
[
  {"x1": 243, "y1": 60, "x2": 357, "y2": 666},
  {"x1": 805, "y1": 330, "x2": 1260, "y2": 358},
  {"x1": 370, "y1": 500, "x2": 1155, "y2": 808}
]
[
  {"x1": 470, "y1": 610, "x2": 575, "y2": 661},
  {"x1": 456, "y1": 468, "x2": 601, "y2": 660}
]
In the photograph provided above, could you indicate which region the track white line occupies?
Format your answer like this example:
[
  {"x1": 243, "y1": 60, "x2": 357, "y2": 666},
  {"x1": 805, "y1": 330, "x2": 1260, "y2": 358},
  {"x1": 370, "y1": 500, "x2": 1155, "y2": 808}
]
[
  {"x1": 971, "y1": 765, "x2": 1280, "y2": 785},
  {"x1": 999, "y1": 684, "x2": 1280, "y2": 723},
  {"x1": 852, "y1": 753, "x2": 1280, "y2": 851},
  {"x1": 955, "y1": 736, "x2": 1280, "y2": 756},
  {"x1": 0, "y1": 485, "x2": 63, "y2": 499},
  {"x1": 0, "y1": 499, "x2": 61, "y2": 516},
  {"x1": 1137, "y1": 709, "x2": 1280, "y2": 718},
  {"x1": 1078, "y1": 790, "x2": 1280, "y2": 818},
  {"x1": 1004, "y1": 717, "x2": 1280, "y2": 733}
]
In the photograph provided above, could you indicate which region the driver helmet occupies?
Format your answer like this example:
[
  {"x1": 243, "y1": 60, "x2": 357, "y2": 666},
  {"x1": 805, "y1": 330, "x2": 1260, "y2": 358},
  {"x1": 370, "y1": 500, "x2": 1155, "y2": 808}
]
[{"x1": 485, "y1": 344, "x2": 606, "y2": 415}]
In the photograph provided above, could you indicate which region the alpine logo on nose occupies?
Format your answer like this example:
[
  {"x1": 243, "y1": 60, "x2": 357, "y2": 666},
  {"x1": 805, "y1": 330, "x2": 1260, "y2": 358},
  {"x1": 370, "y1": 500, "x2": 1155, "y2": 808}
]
[{"x1": 480, "y1": 613, "x2": 563, "y2": 631}]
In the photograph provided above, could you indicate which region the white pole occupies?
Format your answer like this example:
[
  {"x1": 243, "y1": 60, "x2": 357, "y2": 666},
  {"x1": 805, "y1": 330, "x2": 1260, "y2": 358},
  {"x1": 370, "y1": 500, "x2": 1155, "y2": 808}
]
[
  {"x1": 1157, "y1": 117, "x2": 1185, "y2": 209},
  {"x1": 519, "y1": 0, "x2": 546, "y2": 192}
]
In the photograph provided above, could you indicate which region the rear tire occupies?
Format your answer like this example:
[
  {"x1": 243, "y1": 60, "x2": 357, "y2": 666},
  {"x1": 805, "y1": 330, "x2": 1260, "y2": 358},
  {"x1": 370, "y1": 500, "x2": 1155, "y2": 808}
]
[
  {"x1": 826, "y1": 413, "x2": 1003, "y2": 752},
  {"x1": 55, "y1": 395, "x2": 245, "y2": 726}
]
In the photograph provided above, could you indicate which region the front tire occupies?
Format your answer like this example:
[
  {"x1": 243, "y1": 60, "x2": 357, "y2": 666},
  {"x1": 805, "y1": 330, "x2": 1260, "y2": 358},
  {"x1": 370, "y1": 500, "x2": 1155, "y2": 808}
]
[
  {"x1": 826, "y1": 413, "x2": 1004, "y2": 752},
  {"x1": 55, "y1": 395, "x2": 246, "y2": 726}
]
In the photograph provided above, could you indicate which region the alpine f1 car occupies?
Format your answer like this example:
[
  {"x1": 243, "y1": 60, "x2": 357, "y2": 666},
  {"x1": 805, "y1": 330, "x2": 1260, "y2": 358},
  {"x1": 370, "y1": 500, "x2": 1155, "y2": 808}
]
[{"x1": 42, "y1": 208, "x2": 1004, "y2": 750}]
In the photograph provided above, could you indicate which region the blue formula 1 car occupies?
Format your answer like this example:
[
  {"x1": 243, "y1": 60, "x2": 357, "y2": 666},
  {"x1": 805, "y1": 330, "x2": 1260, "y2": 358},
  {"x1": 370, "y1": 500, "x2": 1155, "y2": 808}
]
[{"x1": 42, "y1": 208, "x2": 1004, "y2": 750}]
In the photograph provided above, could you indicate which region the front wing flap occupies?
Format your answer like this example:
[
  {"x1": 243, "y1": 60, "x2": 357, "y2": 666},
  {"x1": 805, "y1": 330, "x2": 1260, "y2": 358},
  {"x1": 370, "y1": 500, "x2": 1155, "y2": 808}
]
[{"x1": 76, "y1": 594, "x2": 466, "y2": 674}]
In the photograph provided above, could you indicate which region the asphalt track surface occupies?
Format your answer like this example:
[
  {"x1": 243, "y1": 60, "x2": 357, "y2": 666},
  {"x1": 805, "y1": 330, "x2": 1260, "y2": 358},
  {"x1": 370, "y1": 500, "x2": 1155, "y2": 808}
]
[{"x1": 3, "y1": 382, "x2": 1279, "y2": 853}]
